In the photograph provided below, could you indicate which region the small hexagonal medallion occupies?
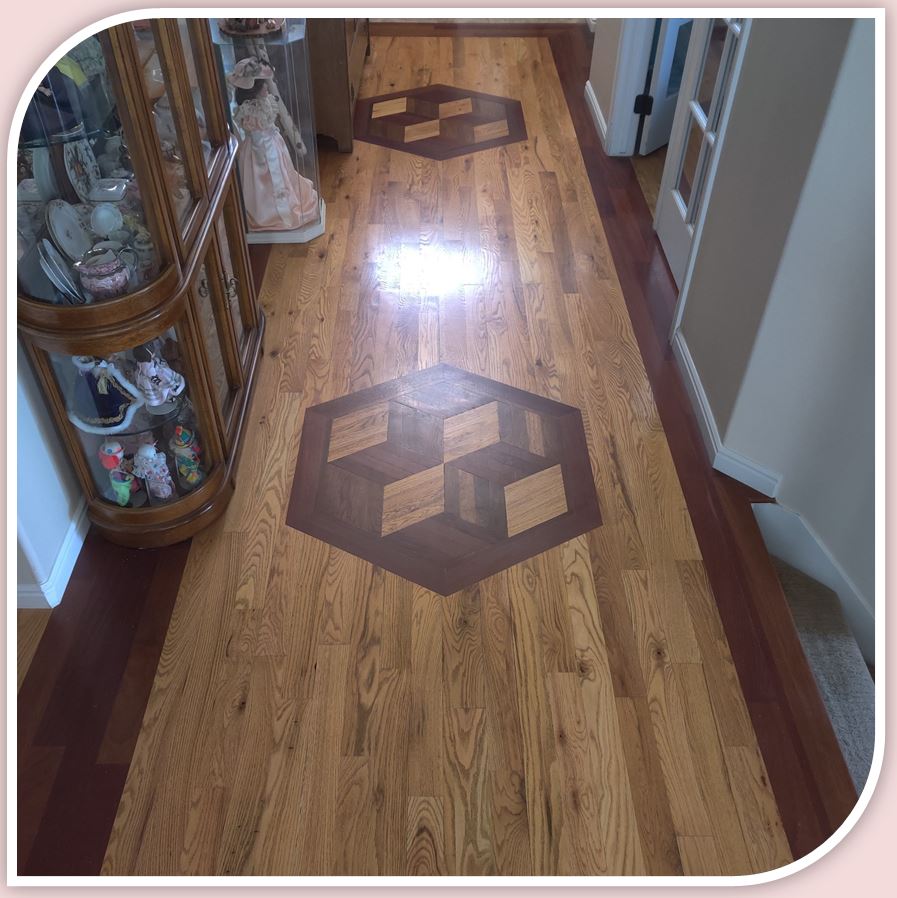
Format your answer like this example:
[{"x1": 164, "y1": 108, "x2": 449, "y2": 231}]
[
  {"x1": 353, "y1": 84, "x2": 527, "y2": 160},
  {"x1": 287, "y1": 365, "x2": 601, "y2": 595}
]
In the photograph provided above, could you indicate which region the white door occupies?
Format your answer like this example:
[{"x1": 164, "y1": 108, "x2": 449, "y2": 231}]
[
  {"x1": 655, "y1": 18, "x2": 749, "y2": 287},
  {"x1": 638, "y1": 18, "x2": 694, "y2": 155}
]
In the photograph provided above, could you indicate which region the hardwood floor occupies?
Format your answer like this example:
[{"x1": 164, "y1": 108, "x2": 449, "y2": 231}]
[
  {"x1": 96, "y1": 31, "x2": 796, "y2": 876},
  {"x1": 18, "y1": 23, "x2": 856, "y2": 877},
  {"x1": 17, "y1": 609, "x2": 51, "y2": 691},
  {"x1": 17, "y1": 533, "x2": 190, "y2": 874}
]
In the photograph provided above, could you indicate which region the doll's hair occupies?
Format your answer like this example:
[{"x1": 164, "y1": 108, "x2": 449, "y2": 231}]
[{"x1": 233, "y1": 81, "x2": 267, "y2": 106}]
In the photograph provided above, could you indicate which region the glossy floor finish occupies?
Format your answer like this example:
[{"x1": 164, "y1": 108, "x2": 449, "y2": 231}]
[
  {"x1": 94, "y1": 31, "x2": 800, "y2": 876},
  {"x1": 287, "y1": 364, "x2": 601, "y2": 594}
]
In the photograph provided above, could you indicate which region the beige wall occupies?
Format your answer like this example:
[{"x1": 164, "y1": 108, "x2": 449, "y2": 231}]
[
  {"x1": 588, "y1": 19, "x2": 624, "y2": 123},
  {"x1": 724, "y1": 19, "x2": 875, "y2": 652},
  {"x1": 680, "y1": 18, "x2": 853, "y2": 434},
  {"x1": 17, "y1": 342, "x2": 83, "y2": 603}
]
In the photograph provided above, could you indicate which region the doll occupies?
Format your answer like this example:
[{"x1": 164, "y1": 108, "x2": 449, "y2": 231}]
[
  {"x1": 68, "y1": 355, "x2": 144, "y2": 434},
  {"x1": 133, "y1": 441, "x2": 176, "y2": 500},
  {"x1": 227, "y1": 57, "x2": 318, "y2": 232},
  {"x1": 134, "y1": 352, "x2": 186, "y2": 408}
]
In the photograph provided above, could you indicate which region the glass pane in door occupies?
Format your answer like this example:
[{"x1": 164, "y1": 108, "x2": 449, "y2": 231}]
[
  {"x1": 677, "y1": 116, "x2": 704, "y2": 208},
  {"x1": 214, "y1": 214, "x2": 245, "y2": 350},
  {"x1": 667, "y1": 20, "x2": 694, "y2": 96},
  {"x1": 176, "y1": 19, "x2": 220, "y2": 173},
  {"x1": 131, "y1": 21, "x2": 198, "y2": 228},
  {"x1": 697, "y1": 20, "x2": 730, "y2": 117},
  {"x1": 194, "y1": 261, "x2": 231, "y2": 414}
]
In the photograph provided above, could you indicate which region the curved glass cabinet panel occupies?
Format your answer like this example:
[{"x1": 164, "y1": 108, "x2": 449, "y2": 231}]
[
  {"x1": 211, "y1": 18, "x2": 324, "y2": 243},
  {"x1": 131, "y1": 21, "x2": 200, "y2": 230},
  {"x1": 176, "y1": 18, "x2": 223, "y2": 175},
  {"x1": 16, "y1": 33, "x2": 165, "y2": 305},
  {"x1": 47, "y1": 331, "x2": 210, "y2": 507}
]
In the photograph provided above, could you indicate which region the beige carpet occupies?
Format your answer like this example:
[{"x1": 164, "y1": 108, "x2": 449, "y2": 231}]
[{"x1": 774, "y1": 557, "x2": 874, "y2": 792}]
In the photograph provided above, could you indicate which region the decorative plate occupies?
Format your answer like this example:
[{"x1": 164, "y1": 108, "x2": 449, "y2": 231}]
[
  {"x1": 39, "y1": 239, "x2": 82, "y2": 303},
  {"x1": 32, "y1": 146, "x2": 59, "y2": 202},
  {"x1": 46, "y1": 199, "x2": 93, "y2": 261},
  {"x1": 63, "y1": 138, "x2": 101, "y2": 203}
]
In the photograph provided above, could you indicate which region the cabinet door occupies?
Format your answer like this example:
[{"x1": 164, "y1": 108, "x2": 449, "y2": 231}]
[
  {"x1": 191, "y1": 246, "x2": 243, "y2": 437},
  {"x1": 214, "y1": 184, "x2": 258, "y2": 370}
]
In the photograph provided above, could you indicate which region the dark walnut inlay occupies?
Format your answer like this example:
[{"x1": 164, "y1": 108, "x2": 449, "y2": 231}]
[
  {"x1": 354, "y1": 84, "x2": 527, "y2": 160},
  {"x1": 287, "y1": 364, "x2": 601, "y2": 594}
]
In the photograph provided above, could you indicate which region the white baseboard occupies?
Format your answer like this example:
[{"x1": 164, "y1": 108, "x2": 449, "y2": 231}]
[
  {"x1": 671, "y1": 330, "x2": 782, "y2": 497},
  {"x1": 713, "y1": 445, "x2": 782, "y2": 499},
  {"x1": 17, "y1": 501, "x2": 88, "y2": 609},
  {"x1": 752, "y1": 502, "x2": 875, "y2": 663},
  {"x1": 584, "y1": 80, "x2": 609, "y2": 154}
]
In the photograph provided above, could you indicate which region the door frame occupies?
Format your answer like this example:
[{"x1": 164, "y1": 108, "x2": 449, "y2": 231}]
[
  {"x1": 666, "y1": 18, "x2": 752, "y2": 338},
  {"x1": 585, "y1": 19, "x2": 655, "y2": 156}
]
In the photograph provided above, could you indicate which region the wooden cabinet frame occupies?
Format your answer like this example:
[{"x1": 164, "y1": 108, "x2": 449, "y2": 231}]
[{"x1": 17, "y1": 20, "x2": 265, "y2": 547}]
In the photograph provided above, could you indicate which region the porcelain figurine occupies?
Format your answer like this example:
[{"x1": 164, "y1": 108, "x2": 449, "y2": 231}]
[
  {"x1": 134, "y1": 353, "x2": 186, "y2": 407},
  {"x1": 227, "y1": 57, "x2": 318, "y2": 232},
  {"x1": 68, "y1": 355, "x2": 144, "y2": 434},
  {"x1": 133, "y1": 442, "x2": 175, "y2": 500},
  {"x1": 169, "y1": 424, "x2": 204, "y2": 489},
  {"x1": 98, "y1": 439, "x2": 124, "y2": 470},
  {"x1": 109, "y1": 468, "x2": 135, "y2": 506}
]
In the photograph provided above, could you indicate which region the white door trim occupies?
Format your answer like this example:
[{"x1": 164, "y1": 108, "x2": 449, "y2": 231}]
[
  {"x1": 590, "y1": 19, "x2": 656, "y2": 156},
  {"x1": 668, "y1": 18, "x2": 753, "y2": 337}
]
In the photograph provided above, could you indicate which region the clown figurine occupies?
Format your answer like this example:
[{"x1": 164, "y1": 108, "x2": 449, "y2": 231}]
[
  {"x1": 97, "y1": 439, "x2": 124, "y2": 470},
  {"x1": 133, "y1": 441, "x2": 176, "y2": 500},
  {"x1": 169, "y1": 425, "x2": 204, "y2": 489}
]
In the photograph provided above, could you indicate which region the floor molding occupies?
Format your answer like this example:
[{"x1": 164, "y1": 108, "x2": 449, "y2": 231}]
[
  {"x1": 583, "y1": 80, "x2": 609, "y2": 153},
  {"x1": 671, "y1": 329, "x2": 781, "y2": 497},
  {"x1": 17, "y1": 502, "x2": 88, "y2": 609}
]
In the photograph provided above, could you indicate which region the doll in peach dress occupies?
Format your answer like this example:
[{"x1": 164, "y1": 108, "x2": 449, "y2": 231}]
[{"x1": 227, "y1": 57, "x2": 318, "y2": 232}]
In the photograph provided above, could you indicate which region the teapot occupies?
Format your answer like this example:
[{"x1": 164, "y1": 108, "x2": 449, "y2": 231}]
[{"x1": 74, "y1": 246, "x2": 137, "y2": 300}]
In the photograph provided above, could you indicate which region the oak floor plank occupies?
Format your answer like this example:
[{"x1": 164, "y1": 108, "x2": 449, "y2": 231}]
[
  {"x1": 675, "y1": 663, "x2": 753, "y2": 875},
  {"x1": 443, "y1": 707, "x2": 496, "y2": 874},
  {"x1": 407, "y1": 796, "x2": 447, "y2": 875},
  {"x1": 545, "y1": 673, "x2": 607, "y2": 874},
  {"x1": 561, "y1": 536, "x2": 646, "y2": 874},
  {"x1": 17, "y1": 610, "x2": 51, "y2": 692},
  {"x1": 724, "y1": 744, "x2": 792, "y2": 874},
  {"x1": 677, "y1": 835, "x2": 723, "y2": 876}
]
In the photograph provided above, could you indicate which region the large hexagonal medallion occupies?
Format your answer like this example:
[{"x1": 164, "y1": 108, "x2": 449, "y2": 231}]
[
  {"x1": 353, "y1": 84, "x2": 527, "y2": 160},
  {"x1": 286, "y1": 365, "x2": 601, "y2": 595}
]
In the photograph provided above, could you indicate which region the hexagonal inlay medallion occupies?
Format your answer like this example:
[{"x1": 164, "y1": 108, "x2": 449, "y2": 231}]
[
  {"x1": 287, "y1": 365, "x2": 601, "y2": 595},
  {"x1": 353, "y1": 84, "x2": 527, "y2": 160}
]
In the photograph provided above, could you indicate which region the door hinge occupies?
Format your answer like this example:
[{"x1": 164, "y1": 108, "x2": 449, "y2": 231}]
[{"x1": 633, "y1": 94, "x2": 654, "y2": 115}]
